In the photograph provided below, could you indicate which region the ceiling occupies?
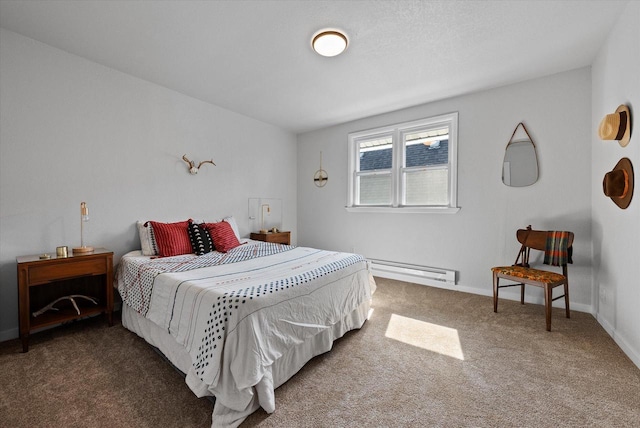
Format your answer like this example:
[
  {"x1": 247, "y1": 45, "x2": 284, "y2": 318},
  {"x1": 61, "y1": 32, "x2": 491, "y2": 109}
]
[{"x1": 0, "y1": 0, "x2": 627, "y2": 134}]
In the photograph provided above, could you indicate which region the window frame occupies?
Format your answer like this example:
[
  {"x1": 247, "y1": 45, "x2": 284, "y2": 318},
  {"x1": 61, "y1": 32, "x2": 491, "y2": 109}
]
[{"x1": 346, "y1": 112, "x2": 460, "y2": 213}]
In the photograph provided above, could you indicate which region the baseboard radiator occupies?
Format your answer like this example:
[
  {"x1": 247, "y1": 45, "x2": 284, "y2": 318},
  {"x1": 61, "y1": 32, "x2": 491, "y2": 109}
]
[{"x1": 369, "y1": 259, "x2": 456, "y2": 285}]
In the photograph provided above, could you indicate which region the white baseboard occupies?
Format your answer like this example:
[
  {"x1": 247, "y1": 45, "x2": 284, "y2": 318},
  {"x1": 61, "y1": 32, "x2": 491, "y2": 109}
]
[
  {"x1": 596, "y1": 314, "x2": 640, "y2": 369},
  {"x1": 371, "y1": 269, "x2": 457, "y2": 290},
  {"x1": 370, "y1": 260, "x2": 455, "y2": 284}
]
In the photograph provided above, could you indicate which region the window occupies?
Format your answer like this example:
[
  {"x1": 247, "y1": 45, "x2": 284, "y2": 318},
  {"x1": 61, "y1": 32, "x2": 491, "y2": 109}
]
[{"x1": 347, "y1": 112, "x2": 459, "y2": 213}]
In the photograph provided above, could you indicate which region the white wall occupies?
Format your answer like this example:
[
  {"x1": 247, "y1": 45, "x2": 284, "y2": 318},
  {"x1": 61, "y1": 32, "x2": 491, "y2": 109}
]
[
  {"x1": 591, "y1": 0, "x2": 640, "y2": 367},
  {"x1": 0, "y1": 28, "x2": 298, "y2": 341},
  {"x1": 298, "y1": 68, "x2": 593, "y2": 310}
]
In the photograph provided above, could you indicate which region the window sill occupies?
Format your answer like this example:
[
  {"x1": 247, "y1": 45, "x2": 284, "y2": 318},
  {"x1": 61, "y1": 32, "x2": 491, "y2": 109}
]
[{"x1": 344, "y1": 206, "x2": 460, "y2": 214}]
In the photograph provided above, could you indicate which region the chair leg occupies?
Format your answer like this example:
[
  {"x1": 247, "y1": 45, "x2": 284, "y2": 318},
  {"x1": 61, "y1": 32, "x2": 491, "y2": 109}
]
[
  {"x1": 493, "y1": 273, "x2": 499, "y2": 312},
  {"x1": 564, "y1": 281, "x2": 570, "y2": 319},
  {"x1": 544, "y1": 285, "x2": 552, "y2": 332}
]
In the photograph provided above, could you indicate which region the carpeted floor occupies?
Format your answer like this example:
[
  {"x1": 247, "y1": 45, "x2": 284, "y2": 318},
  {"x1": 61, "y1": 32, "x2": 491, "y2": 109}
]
[{"x1": 1, "y1": 277, "x2": 638, "y2": 427}]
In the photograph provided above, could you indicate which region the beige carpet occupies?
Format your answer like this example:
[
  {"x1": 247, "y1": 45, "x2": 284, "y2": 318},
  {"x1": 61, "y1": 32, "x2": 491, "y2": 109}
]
[{"x1": 1, "y1": 277, "x2": 638, "y2": 427}]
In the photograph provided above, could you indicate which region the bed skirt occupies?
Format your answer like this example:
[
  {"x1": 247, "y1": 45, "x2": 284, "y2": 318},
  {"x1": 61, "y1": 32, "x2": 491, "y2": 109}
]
[{"x1": 121, "y1": 297, "x2": 371, "y2": 427}]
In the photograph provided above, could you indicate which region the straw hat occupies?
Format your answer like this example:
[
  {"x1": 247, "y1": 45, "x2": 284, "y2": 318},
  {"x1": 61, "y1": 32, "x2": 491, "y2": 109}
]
[
  {"x1": 598, "y1": 105, "x2": 631, "y2": 147},
  {"x1": 603, "y1": 157, "x2": 634, "y2": 209}
]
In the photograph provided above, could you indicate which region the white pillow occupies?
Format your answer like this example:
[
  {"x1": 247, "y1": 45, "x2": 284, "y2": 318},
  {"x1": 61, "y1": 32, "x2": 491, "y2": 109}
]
[
  {"x1": 137, "y1": 221, "x2": 158, "y2": 256},
  {"x1": 222, "y1": 216, "x2": 241, "y2": 240}
]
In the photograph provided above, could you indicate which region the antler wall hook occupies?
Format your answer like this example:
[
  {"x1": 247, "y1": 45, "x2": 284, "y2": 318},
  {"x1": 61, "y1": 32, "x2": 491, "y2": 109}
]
[{"x1": 182, "y1": 154, "x2": 216, "y2": 175}]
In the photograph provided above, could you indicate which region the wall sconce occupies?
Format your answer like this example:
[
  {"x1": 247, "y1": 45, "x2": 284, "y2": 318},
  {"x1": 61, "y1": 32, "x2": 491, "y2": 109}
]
[
  {"x1": 182, "y1": 154, "x2": 216, "y2": 175},
  {"x1": 72, "y1": 202, "x2": 93, "y2": 254},
  {"x1": 260, "y1": 204, "x2": 270, "y2": 233},
  {"x1": 314, "y1": 151, "x2": 328, "y2": 187}
]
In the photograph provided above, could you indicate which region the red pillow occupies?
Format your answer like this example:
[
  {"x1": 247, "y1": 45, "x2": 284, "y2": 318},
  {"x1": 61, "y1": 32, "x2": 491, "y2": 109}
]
[
  {"x1": 149, "y1": 220, "x2": 192, "y2": 257},
  {"x1": 206, "y1": 221, "x2": 241, "y2": 253}
]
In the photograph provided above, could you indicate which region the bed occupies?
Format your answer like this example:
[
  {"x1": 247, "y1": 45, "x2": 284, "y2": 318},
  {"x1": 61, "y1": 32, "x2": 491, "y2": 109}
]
[{"x1": 116, "y1": 235, "x2": 376, "y2": 427}]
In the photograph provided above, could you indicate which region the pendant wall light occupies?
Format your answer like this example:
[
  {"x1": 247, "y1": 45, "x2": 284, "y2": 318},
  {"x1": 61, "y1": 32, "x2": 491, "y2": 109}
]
[{"x1": 312, "y1": 30, "x2": 348, "y2": 57}]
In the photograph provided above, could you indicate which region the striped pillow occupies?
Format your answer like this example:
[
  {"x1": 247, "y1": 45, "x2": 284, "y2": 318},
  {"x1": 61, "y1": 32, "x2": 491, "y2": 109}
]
[
  {"x1": 206, "y1": 221, "x2": 241, "y2": 253},
  {"x1": 187, "y1": 221, "x2": 215, "y2": 255},
  {"x1": 137, "y1": 221, "x2": 158, "y2": 256},
  {"x1": 149, "y1": 220, "x2": 192, "y2": 257}
]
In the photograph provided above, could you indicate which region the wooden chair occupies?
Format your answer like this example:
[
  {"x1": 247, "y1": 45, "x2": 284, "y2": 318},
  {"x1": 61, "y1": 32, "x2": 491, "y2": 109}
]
[{"x1": 492, "y1": 226, "x2": 574, "y2": 331}]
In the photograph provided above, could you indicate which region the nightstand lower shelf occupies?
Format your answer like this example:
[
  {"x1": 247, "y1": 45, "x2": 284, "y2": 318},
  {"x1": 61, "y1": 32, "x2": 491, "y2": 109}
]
[{"x1": 30, "y1": 305, "x2": 107, "y2": 330}]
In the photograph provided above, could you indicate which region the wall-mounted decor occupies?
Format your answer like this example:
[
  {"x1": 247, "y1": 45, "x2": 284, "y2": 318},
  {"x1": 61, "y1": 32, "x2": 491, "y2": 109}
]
[
  {"x1": 598, "y1": 104, "x2": 631, "y2": 147},
  {"x1": 603, "y1": 157, "x2": 634, "y2": 209},
  {"x1": 314, "y1": 151, "x2": 328, "y2": 187},
  {"x1": 502, "y1": 122, "x2": 539, "y2": 187},
  {"x1": 182, "y1": 154, "x2": 216, "y2": 175}
]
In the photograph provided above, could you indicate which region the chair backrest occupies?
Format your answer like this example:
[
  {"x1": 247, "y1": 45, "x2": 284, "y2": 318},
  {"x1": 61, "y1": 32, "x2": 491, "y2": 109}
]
[
  {"x1": 514, "y1": 226, "x2": 574, "y2": 268},
  {"x1": 516, "y1": 228, "x2": 574, "y2": 252}
]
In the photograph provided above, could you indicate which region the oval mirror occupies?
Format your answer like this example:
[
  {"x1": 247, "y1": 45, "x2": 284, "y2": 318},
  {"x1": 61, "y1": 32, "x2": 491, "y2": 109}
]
[{"x1": 502, "y1": 122, "x2": 539, "y2": 187}]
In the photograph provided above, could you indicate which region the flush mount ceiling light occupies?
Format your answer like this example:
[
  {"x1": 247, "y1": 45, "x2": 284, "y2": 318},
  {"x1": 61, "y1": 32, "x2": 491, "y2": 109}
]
[{"x1": 312, "y1": 30, "x2": 348, "y2": 57}]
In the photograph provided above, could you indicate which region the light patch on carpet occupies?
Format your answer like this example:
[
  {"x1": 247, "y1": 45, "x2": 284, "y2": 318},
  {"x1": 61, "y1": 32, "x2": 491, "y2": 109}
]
[{"x1": 385, "y1": 313, "x2": 464, "y2": 360}]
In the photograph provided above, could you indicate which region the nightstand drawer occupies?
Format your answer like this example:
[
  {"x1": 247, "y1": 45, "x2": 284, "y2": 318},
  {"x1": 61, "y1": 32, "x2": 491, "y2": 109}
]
[
  {"x1": 28, "y1": 258, "x2": 106, "y2": 285},
  {"x1": 268, "y1": 234, "x2": 290, "y2": 244},
  {"x1": 250, "y1": 231, "x2": 291, "y2": 245}
]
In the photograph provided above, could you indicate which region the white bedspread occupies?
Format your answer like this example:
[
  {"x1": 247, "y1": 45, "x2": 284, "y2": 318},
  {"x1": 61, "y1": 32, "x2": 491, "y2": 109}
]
[{"x1": 117, "y1": 241, "x2": 375, "y2": 426}]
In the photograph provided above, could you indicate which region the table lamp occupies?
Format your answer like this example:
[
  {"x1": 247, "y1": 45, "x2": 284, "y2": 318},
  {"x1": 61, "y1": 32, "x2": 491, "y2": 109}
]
[{"x1": 73, "y1": 202, "x2": 94, "y2": 254}]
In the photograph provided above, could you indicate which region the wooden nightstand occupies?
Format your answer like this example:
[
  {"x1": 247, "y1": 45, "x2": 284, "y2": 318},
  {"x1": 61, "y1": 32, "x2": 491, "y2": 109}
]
[
  {"x1": 17, "y1": 248, "x2": 114, "y2": 352},
  {"x1": 250, "y1": 231, "x2": 291, "y2": 245}
]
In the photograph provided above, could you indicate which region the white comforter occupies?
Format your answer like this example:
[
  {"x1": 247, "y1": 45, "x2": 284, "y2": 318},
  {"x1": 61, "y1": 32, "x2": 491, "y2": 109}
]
[{"x1": 117, "y1": 241, "x2": 375, "y2": 426}]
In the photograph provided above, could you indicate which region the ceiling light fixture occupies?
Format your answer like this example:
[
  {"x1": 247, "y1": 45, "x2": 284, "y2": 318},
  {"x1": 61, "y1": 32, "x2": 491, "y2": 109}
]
[{"x1": 312, "y1": 30, "x2": 348, "y2": 57}]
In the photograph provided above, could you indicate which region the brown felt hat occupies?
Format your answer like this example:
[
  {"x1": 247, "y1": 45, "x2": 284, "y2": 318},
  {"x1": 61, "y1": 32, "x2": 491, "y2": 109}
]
[
  {"x1": 599, "y1": 105, "x2": 631, "y2": 147},
  {"x1": 603, "y1": 157, "x2": 634, "y2": 209}
]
